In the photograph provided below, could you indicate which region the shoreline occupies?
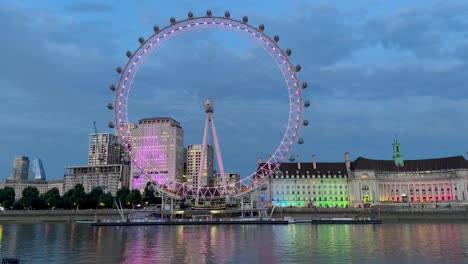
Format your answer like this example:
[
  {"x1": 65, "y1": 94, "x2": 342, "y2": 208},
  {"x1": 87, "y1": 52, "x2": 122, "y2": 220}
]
[{"x1": 0, "y1": 207, "x2": 467, "y2": 223}]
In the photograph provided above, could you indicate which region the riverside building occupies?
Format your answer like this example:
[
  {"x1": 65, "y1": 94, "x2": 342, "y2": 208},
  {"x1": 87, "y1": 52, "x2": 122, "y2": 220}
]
[
  {"x1": 257, "y1": 137, "x2": 468, "y2": 207},
  {"x1": 130, "y1": 117, "x2": 184, "y2": 190},
  {"x1": 2, "y1": 179, "x2": 64, "y2": 200},
  {"x1": 64, "y1": 165, "x2": 128, "y2": 196}
]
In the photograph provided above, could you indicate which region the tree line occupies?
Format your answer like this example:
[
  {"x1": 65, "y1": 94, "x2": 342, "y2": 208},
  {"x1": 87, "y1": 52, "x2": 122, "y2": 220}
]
[{"x1": 0, "y1": 182, "x2": 161, "y2": 210}]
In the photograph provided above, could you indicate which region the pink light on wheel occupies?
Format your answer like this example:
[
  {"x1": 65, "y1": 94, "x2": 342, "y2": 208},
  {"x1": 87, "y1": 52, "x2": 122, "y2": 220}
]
[{"x1": 112, "y1": 13, "x2": 307, "y2": 201}]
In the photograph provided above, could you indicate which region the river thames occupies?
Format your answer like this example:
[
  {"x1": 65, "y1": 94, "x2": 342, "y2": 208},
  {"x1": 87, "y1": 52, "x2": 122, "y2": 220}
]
[{"x1": 0, "y1": 222, "x2": 467, "y2": 263}]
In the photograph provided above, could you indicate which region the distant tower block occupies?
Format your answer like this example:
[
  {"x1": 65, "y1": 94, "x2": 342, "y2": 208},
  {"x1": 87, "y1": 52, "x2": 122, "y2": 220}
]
[
  {"x1": 197, "y1": 99, "x2": 226, "y2": 203},
  {"x1": 29, "y1": 158, "x2": 46, "y2": 180}
]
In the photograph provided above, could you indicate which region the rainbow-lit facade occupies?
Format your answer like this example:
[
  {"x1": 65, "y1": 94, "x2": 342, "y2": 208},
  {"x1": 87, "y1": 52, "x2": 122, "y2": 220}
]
[
  {"x1": 258, "y1": 154, "x2": 468, "y2": 208},
  {"x1": 258, "y1": 159, "x2": 351, "y2": 208},
  {"x1": 351, "y1": 156, "x2": 468, "y2": 205}
]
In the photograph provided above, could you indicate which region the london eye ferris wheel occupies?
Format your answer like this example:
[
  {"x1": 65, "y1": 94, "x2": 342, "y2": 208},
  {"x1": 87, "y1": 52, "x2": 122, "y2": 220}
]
[{"x1": 107, "y1": 10, "x2": 310, "y2": 202}]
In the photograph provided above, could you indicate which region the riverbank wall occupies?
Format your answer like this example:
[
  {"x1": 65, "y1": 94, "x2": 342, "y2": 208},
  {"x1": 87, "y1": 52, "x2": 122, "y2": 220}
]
[
  {"x1": 0, "y1": 207, "x2": 467, "y2": 223},
  {"x1": 272, "y1": 207, "x2": 468, "y2": 222},
  {"x1": 0, "y1": 210, "x2": 125, "y2": 222}
]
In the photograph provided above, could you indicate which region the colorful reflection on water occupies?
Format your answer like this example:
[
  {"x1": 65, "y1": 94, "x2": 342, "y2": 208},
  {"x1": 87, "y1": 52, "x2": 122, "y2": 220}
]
[{"x1": 0, "y1": 222, "x2": 467, "y2": 263}]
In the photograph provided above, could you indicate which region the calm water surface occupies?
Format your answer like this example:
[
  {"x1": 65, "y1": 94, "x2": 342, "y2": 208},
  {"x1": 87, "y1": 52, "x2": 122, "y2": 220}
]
[{"x1": 0, "y1": 222, "x2": 467, "y2": 263}]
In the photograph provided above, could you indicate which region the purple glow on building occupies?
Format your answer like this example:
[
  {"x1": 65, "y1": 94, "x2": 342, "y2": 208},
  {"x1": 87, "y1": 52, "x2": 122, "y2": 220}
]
[{"x1": 132, "y1": 124, "x2": 167, "y2": 189}]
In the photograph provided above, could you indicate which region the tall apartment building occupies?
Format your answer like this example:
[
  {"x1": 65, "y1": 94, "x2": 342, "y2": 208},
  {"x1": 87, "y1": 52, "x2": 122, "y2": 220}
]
[
  {"x1": 88, "y1": 133, "x2": 122, "y2": 166},
  {"x1": 29, "y1": 158, "x2": 46, "y2": 180},
  {"x1": 10, "y1": 156, "x2": 30, "y2": 180},
  {"x1": 186, "y1": 144, "x2": 214, "y2": 187},
  {"x1": 130, "y1": 117, "x2": 184, "y2": 190}
]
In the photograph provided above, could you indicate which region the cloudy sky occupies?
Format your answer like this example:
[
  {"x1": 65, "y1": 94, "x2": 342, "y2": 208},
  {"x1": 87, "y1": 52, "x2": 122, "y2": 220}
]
[{"x1": 1, "y1": 0, "x2": 467, "y2": 180}]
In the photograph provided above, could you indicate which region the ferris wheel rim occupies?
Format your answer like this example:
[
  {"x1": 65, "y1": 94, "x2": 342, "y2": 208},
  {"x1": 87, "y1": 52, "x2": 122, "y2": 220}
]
[{"x1": 112, "y1": 13, "x2": 306, "y2": 199}]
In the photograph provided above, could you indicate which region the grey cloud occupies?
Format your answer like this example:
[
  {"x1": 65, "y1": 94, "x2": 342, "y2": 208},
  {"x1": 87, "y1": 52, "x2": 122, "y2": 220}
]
[
  {"x1": 310, "y1": 62, "x2": 468, "y2": 100},
  {"x1": 263, "y1": 3, "x2": 365, "y2": 67},
  {"x1": 364, "y1": 1, "x2": 468, "y2": 57},
  {"x1": 66, "y1": 2, "x2": 114, "y2": 14}
]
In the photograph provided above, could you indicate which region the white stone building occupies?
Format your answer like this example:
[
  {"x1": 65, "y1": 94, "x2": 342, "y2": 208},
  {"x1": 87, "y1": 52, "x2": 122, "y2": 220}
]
[
  {"x1": 256, "y1": 139, "x2": 468, "y2": 207},
  {"x1": 2, "y1": 179, "x2": 64, "y2": 200},
  {"x1": 64, "y1": 165, "x2": 129, "y2": 196}
]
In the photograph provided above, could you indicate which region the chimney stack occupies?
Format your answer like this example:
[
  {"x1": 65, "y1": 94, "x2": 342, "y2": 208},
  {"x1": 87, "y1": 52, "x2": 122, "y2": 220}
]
[
  {"x1": 312, "y1": 154, "x2": 317, "y2": 169},
  {"x1": 297, "y1": 155, "x2": 301, "y2": 170},
  {"x1": 345, "y1": 152, "x2": 351, "y2": 172}
]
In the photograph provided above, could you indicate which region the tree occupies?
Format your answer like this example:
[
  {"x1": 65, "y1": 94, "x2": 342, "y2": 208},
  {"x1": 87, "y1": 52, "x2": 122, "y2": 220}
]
[
  {"x1": 21, "y1": 186, "x2": 40, "y2": 209},
  {"x1": 0, "y1": 187, "x2": 16, "y2": 209},
  {"x1": 87, "y1": 187, "x2": 104, "y2": 209},
  {"x1": 71, "y1": 184, "x2": 87, "y2": 210},
  {"x1": 62, "y1": 189, "x2": 74, "y2": 209},
  {"x1": 126, "y1": 189, "x2": 142, "y2": 209},
  {"x1": 12, "y1": 198, "x2": 25, "y2": 210},
  {"x1": 116, "y1": 187, "x2": 130, "y2": 207},
  {"x1": 98, "y1": 192, "x2": 113, "y2": 209},
  {"x1": 42, "y1": 188, "x2": 62, "y2": 209}
]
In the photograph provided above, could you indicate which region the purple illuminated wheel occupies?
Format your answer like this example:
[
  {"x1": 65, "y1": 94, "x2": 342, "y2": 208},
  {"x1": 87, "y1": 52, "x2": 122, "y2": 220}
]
[{"x1": 108, "y1": 10, "x2": 309, "y2": 200}]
